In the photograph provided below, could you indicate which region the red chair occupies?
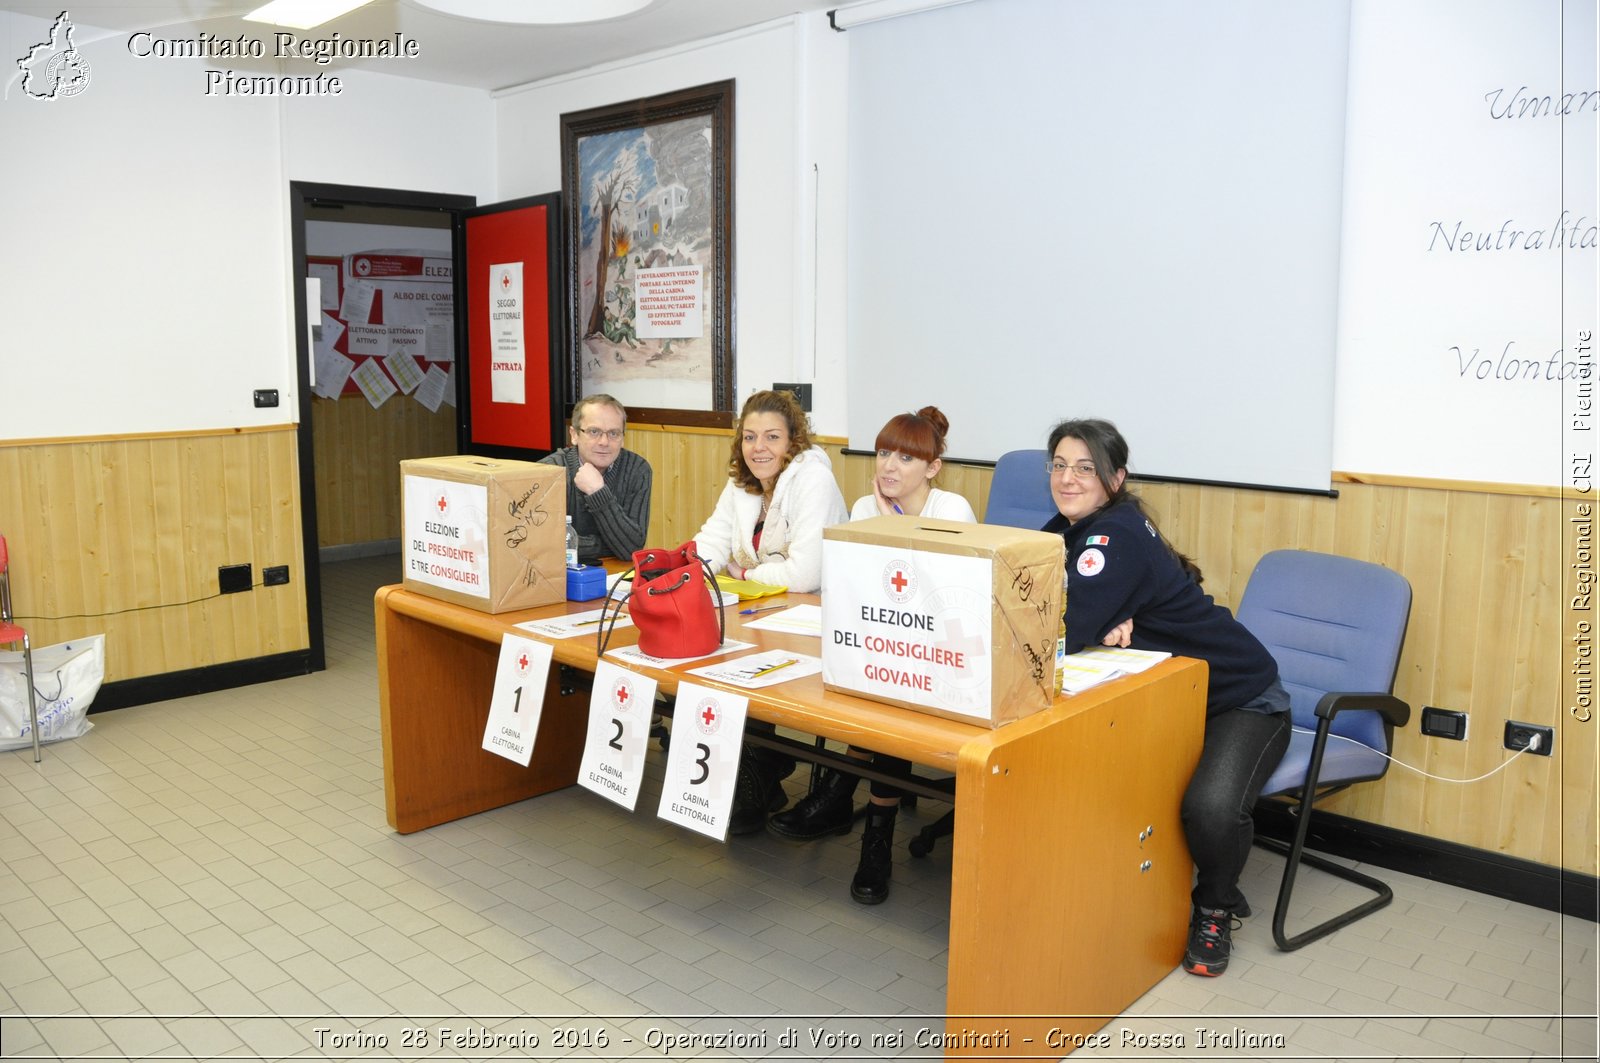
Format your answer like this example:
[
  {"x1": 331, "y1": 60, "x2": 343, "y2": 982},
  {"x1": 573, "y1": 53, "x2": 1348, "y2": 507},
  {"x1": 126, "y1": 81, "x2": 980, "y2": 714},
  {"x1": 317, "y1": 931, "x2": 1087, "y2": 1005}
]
[{"x1": 0, "y1": 536, "x2": 41, "y2": 762}]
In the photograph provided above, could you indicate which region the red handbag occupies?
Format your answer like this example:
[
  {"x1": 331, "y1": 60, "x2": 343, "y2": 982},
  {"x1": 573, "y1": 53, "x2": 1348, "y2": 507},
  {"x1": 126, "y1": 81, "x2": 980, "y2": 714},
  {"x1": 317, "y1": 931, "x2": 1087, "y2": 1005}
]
[{"x1": 598, "y1": 541, "x2": 726, "y2": 659}]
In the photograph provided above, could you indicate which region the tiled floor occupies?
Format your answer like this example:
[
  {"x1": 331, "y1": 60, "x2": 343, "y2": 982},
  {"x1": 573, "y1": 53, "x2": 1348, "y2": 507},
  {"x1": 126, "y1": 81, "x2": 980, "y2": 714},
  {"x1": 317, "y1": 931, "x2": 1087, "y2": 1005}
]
[{"x1": 0, "y1": 554, "x2": 1594, "y2": 1061}]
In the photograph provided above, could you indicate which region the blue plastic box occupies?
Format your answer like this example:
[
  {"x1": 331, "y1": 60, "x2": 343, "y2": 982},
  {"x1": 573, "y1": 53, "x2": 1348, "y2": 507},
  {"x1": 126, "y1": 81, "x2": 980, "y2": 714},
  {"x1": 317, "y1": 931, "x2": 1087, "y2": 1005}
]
[{"x1": 566, "y1": 564, "x2": 608, "y2": 601}]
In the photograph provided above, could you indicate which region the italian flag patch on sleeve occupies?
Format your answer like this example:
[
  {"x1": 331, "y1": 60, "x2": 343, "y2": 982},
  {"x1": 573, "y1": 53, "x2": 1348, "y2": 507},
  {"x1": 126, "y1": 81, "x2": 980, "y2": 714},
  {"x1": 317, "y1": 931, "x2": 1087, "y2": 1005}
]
[{"x1": 1086, "y1": 535, "x2": 1110, "y2": 546}]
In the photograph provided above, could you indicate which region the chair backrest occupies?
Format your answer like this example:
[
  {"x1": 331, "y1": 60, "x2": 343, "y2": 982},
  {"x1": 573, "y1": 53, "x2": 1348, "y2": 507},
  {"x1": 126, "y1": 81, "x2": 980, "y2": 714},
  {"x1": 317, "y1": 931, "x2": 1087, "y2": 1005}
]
[
  {"x1": 984, "y1": 449, "x2": 1055, "y2": 530},
  {"x1": 1236, "y1": 549, "x2": 1411, "y2": 750},
  {"x1": 0, "y1": 535, "x2": 11, "y2": 620}
]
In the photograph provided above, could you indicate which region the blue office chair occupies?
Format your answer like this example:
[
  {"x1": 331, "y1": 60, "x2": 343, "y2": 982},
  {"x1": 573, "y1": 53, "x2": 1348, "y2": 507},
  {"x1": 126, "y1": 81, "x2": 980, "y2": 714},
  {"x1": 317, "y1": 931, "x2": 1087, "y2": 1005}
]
[
  {"x1": 982, "y1": 448, "x2": 1055, "y2": 530},
  {"x1": 1237, "y1": 549, "x2": 1412, "y2": 951},
  {"x1": 907, "y1": 448, "x2": 1059, "y2": 858}
]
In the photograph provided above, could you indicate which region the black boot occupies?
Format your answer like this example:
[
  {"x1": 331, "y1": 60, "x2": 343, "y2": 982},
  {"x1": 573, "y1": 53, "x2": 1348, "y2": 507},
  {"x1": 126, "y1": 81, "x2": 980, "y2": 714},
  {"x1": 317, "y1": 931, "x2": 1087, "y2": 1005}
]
[
  {"x1": 768, "y1": 768, "x2": 859, "y2": 840},
  {"x1": 728, "y1": 745, "x2": 788, "y2": 835},
  {"x1": 850, "y1": 805, "x2": 897, "y2": 905}
]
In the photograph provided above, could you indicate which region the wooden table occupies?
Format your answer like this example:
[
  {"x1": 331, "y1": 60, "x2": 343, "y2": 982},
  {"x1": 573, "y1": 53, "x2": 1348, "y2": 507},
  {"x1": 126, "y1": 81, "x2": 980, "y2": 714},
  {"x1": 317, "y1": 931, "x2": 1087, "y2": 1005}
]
[{"x1": 376, "y1": 585, "x2": 1206, "y2": 1059}]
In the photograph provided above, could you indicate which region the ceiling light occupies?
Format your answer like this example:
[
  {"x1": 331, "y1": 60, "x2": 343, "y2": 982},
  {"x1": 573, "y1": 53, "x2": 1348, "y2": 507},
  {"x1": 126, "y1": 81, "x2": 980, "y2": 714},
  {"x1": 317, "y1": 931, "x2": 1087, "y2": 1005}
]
[
  {"x1": 408, "y1": 0, "x2": 657, "y2": 24},
  {"x1": 245, "y1": 0, "x2": 377, "y2": 30},
  {"x1": 829, "y1": 0, "x2": 976, "y2": 31}
]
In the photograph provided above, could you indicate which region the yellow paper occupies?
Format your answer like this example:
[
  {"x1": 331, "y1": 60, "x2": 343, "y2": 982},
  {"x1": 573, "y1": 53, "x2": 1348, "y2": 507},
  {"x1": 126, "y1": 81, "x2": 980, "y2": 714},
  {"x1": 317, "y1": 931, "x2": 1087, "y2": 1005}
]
[{"x1": 714, "y1": 575, "x2": 788, "y2": 601}]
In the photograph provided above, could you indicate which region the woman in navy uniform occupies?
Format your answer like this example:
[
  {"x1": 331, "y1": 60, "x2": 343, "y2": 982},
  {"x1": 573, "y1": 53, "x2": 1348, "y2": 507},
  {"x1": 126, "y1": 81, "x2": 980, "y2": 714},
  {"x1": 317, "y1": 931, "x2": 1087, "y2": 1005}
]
[{"x1": 1041, "y1": 418, "x2": 1289, "y2": 977}]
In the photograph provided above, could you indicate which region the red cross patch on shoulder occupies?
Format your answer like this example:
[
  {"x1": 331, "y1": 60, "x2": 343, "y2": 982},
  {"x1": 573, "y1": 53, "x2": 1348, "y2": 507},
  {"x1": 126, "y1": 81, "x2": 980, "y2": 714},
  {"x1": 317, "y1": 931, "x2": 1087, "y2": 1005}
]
[{"x1": 1077, "y1": 547, "x2": 1106, "y2": 577}]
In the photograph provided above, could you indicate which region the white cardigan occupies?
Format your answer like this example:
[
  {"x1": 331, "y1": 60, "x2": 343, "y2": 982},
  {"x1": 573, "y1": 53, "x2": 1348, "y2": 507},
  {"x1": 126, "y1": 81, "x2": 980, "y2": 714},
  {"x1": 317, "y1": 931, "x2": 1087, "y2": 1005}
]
[{"x1": 694, "y1": 446, "x2": 848, "y2": 593}]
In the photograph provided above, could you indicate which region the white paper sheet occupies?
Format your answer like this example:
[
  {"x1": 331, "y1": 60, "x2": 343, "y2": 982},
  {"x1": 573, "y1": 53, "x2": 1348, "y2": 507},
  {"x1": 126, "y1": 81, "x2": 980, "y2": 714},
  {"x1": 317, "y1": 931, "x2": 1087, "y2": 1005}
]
[{"x1": 687, "y1": 650, "x2": 822, "y2": 690}]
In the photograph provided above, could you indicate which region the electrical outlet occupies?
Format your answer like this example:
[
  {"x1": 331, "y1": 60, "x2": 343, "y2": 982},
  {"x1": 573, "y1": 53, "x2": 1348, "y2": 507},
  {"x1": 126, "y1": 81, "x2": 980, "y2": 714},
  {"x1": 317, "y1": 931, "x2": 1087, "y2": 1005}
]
[
  {"x1": 1420, "y1": 706, "x2": 1468, "y2": 740},
  {"x1": 1503, "y1": 721, "x2": 1553, "y2": 756},
  {"x1": 263, "y1": 565, "x2": 290, "y2": 586},
  {"x1": 773, "y1": 382, "x2": 812, "y2": 411},
  {"x1": 218, "y1": 564, "x2": 252, "y2": 594},
  {"x1": 253, "y1": 389, "x2": 279, "y2": 408}
]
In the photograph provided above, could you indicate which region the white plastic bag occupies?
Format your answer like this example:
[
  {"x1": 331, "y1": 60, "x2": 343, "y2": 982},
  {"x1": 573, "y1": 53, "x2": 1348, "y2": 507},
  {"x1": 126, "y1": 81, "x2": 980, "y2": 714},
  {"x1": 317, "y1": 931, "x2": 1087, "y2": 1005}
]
[{"x1": 0, "y1": 634, "x2": 103, "y2": 751}]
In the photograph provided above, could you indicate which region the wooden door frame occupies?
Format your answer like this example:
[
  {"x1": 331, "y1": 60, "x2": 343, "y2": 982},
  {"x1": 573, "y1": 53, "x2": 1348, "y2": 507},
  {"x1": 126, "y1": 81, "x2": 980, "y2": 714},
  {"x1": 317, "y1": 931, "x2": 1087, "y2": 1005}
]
[{"x1": 289, "y1": 181, "x2": 477, "y2": 670}]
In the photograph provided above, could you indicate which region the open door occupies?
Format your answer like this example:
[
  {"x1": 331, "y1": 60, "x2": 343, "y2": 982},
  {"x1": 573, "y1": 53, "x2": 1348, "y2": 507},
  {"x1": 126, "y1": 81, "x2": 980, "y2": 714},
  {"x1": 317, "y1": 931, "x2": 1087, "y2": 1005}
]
[{"x1": 458, "y1": 193, "x2": 566, "y2": 457}]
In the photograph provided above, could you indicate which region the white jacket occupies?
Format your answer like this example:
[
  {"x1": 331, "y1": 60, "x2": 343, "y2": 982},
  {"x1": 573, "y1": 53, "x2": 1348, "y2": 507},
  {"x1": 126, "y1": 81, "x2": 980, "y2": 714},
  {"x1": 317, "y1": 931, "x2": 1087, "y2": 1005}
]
[{"x1": 694, "y1": 446, "x2": 848, "y2": 593}]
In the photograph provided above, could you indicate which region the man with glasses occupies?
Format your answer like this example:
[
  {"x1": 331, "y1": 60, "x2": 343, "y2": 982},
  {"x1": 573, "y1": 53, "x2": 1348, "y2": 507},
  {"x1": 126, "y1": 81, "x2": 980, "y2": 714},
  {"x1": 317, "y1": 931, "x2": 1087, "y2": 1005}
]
[{"x1": 539, "y1": 394, "x2": 652, "y2": 564}]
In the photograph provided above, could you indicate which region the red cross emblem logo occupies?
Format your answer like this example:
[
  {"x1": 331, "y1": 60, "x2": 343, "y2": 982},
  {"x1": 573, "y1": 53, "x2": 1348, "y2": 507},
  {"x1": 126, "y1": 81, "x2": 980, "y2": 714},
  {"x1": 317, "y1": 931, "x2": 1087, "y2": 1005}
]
[
  {"x1": 613, "y1": 680, "x2": 632, "y2": 712},
  {"x1": 694, "y1": 697, "x2": 722, "y2": 736},
  {"x1": 500, "y1": 271, "x2": 512, "y2": 291},
  {"x1": 517, "y1": 652, "x2": 529, "y2": 671},
  {"x1": 1077, "y1": 548, "x2": 1106, "y2": 578},
  {"x1": 882, "y1": 559, "x2": 916, "y2": 603},
  {"x1": 937, "y1": 616, "x2": 989, "y2": 664},
  {"x1": 435, "y1": 494, "x2": 448, "y2": 514}
]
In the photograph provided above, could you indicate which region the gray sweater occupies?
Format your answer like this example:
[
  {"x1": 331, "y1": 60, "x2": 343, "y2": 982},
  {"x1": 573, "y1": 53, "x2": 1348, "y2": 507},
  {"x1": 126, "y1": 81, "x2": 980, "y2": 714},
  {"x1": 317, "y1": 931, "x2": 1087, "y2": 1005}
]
[{"x1": 537, "y1": 446, "x2": 653, "y2": 563}]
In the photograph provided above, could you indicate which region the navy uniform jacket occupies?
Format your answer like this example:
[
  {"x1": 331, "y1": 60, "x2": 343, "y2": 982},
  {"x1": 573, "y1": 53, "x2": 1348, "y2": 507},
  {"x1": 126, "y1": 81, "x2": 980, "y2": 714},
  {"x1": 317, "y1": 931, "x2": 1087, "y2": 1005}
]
[{"x1": 1043, "y1": 500, "x2": 1277, "y2": 714}]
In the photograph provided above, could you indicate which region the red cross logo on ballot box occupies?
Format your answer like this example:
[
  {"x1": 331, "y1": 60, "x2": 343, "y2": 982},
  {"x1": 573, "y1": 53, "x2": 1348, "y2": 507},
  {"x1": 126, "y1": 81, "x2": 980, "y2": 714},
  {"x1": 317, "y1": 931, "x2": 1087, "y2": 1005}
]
[
  {"x1": 937, "y1": 616, "x2": 990, "y2": 664},
  {"x1": 435, "y1": 494, "x2": 448, "y2": 515},
  {"x1": 882, "y1": 559, "x2": 917, "y2": 604}
]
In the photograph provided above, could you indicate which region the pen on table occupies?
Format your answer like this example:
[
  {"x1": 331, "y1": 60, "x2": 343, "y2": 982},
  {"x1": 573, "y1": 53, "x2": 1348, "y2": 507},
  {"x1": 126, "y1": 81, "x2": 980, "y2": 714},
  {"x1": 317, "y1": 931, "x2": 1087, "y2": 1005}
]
[
  {"x1": 738, "y1": 603, "x2": 786, "y2": 616},
  {"x1": 749, "y1": 658, "x2": 799, "y2": 678}
]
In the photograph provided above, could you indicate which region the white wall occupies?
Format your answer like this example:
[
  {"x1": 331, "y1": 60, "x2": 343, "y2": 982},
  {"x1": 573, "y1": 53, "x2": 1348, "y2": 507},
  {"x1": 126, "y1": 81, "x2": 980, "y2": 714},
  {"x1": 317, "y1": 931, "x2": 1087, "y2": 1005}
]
[
  {"x1": 1332, "y1": 0, "x2": 1596, "y2": 485},
  {"x1": 0, "y1": 11, "x2": 494, "y2": 440},
  {"x1": 494, "y1": 13, "x2": 851, "y2": 435}
]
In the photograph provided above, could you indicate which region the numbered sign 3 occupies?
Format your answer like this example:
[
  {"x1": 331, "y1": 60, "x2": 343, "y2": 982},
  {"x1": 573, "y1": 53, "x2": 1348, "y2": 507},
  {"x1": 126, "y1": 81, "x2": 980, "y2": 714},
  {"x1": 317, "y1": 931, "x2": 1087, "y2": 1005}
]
[
  {"x1": 577, "y1": 660, "x2": 658, "y2": 811},
  {"x1": 482, "y1": 634, "x2": 554, "y2": 766},
  {"x1": 656, "y1": 680, "x2": 750, "y2": 841}
]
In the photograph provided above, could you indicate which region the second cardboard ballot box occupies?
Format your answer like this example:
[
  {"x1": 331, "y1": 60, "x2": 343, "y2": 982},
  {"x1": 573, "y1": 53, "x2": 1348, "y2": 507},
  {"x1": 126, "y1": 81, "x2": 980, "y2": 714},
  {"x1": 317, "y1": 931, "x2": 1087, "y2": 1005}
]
[
  {"x1": 401, "y1": 455, "x2": 567, "y2": 614},
  {"x1": 821, "y1": 516, "x2": 1066, "y2": 727}
]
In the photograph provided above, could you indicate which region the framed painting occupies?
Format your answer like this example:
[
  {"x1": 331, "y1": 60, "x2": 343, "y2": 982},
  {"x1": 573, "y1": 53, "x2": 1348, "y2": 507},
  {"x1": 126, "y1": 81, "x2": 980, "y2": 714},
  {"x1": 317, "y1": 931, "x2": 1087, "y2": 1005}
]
[{"x1": 560, "y1": 80, "x2": 735, "y2": 427}]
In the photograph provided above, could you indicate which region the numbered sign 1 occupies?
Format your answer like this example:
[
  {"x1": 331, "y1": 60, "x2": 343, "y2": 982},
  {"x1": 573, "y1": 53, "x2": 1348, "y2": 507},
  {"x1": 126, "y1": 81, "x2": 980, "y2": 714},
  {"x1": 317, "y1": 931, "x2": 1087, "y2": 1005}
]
[
  {"x1": 656, "y1": 680, "x2": 749, "y2": 841},
  {"x1": 577, "y1": 660, "x2": 657, "y2": 811},
  {"x1": 482, "y1": 634, "x2": 554, "y2": 766}
]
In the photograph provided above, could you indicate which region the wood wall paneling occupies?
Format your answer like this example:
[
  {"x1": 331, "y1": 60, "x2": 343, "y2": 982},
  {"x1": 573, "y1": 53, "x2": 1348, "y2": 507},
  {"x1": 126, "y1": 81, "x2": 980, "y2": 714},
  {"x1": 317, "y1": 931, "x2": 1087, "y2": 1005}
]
[
  {"x1": 0, "y1": 428, "x2": 309, "y2": 684},
  {"x1": 310, "y1": 394, "x2": 456, "y2": 549}
]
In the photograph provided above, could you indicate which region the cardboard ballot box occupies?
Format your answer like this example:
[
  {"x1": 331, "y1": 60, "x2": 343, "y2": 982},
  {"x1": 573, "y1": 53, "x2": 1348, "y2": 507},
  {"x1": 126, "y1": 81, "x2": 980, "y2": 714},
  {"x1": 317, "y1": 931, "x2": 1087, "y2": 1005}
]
[
  {"x1": 822, "y1": 516, "x2": 1065, "y2": 728},
  {"x1": 401, "y1": 455, "x2": 567, "y2": 614}
]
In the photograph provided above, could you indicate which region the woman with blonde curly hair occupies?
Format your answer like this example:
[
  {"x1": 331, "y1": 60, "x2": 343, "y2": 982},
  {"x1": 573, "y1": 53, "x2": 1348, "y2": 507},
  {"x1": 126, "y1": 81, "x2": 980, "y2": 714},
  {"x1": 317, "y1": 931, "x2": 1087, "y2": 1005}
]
[
  {"x1": 693, "y1": 389, "x2": 847, "y2": 833},
  {"x1": 694, "y1": 389, "x2": 847, "y2": 593}
]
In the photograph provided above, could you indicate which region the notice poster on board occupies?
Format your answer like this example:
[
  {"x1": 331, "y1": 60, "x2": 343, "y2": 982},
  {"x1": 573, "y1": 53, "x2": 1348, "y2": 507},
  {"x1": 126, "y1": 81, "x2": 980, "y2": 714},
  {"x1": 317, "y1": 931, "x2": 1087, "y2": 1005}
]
[
  {"x1": 489, "y1": 261, "x2": 525, "y2": 404},
  {"x1": 307, "y1": 249, "x2": 455, "y2": 407},
  {"x1": 634, "y1": 265, "x2": 703, "y2": 339}
]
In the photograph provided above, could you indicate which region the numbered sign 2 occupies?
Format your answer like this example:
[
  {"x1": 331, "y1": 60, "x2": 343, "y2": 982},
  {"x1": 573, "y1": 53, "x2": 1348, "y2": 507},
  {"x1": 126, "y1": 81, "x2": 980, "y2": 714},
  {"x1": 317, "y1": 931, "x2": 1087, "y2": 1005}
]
[
  {"x1": 656, "y1": 680, "x2": 749, "y2": 841},
  {"x1": 482, "y1": 634, "x2": 554, "y2": 766},
  {"x1": 577, "y1": 660, "x2": 657, "y2": 811}
]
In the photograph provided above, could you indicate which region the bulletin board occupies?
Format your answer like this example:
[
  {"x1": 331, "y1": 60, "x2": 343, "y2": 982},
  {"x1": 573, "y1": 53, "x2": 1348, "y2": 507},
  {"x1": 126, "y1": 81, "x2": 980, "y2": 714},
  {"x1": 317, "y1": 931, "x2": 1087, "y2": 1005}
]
[{"x1": 307, "y1": 251, "x2": 457, "y2": 412}]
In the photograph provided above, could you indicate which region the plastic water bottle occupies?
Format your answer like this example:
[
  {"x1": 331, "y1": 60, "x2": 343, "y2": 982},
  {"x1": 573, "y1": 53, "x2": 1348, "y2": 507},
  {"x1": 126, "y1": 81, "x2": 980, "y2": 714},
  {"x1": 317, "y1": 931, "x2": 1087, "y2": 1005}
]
[
  {"x1": 565, "y1": 515, "x2": 578, "y2": 568},
  {"x1": 1054, "y1": 558, "x2": 1069, "y2": 697}
]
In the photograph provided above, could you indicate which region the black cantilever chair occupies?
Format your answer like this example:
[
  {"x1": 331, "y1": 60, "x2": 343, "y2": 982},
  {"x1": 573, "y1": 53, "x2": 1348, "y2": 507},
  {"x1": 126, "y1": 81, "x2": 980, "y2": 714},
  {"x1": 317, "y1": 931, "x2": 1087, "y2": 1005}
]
[{"x1": 1236, "y1": 549, "x2": 1413, "y2": 951}]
